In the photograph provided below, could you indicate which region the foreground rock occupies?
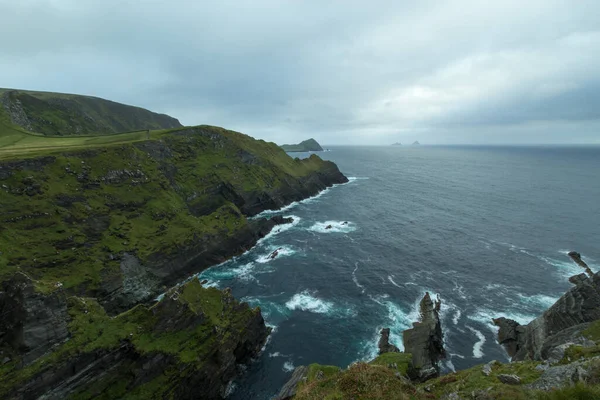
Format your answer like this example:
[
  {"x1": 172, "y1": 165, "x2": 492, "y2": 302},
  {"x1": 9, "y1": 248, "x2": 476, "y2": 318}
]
[
  {"x1": 0, "y1": 275, "x2": 269, "y2": 400},
  {"x1": 494, "y1": 252, "x2": 600, "y2": 361},
  {"x1": 276, "y1": 366, "x2": 309, "y2": 400},
  {"x1": 378, "y1": 328, "x2": 400, "y2": 354},
  {"x1": 403, "y1": 292, "x2": 445, "y2": 381}
]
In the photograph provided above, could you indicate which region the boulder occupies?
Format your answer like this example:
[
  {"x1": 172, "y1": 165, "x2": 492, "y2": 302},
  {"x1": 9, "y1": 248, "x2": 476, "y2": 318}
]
[{"x1": 497, "y1": 374, "x2": 521, "y2": 385}]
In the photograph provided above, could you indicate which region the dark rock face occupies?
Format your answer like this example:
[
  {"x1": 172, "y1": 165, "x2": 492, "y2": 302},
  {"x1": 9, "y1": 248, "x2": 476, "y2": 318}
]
[
  {"x1": 0, "y1": 272, "x2": 70, "y2": 365},
  {"x1": 402, "y1": 292, "x2": 445, "y2": 381},
  {"x1": 495, "y1": 253, "x2": 600, "y2": 361},
  {"x1": 378, "y1": 328, "x2": 400, "y2": 354},
  {"x1": 276, "y1": 366, "x2": 309, "y2": 400},
  {"x1": 1, "y1": 277, "x2": 270, "y2": 400}
]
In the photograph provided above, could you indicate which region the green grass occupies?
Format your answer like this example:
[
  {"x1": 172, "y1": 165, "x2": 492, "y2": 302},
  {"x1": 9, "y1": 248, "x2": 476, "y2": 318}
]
[
  {"x1": 369, "y1": 352, "x2": 413, "y2": 376},
  {"x1": 0, "y1": 88, "x2": 181, "y2": 139},
  {"x1": 0, "y1": 279, "x2": 261, "y2": 399}
]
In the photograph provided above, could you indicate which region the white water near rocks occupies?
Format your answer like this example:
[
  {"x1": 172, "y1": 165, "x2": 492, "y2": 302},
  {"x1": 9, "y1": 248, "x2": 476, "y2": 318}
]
[{"x1": 186, "y1": 146, "x2": 600, "y2": 400}]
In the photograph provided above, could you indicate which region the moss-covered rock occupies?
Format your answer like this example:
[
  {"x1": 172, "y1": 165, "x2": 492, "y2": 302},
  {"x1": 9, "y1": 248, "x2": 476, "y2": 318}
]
[
  {"x1": 0, "y1": 125, "x2": 347, "y2": 313},
  {"x1": 0, "y1": 277, "x2": 270, "y2": 400}
]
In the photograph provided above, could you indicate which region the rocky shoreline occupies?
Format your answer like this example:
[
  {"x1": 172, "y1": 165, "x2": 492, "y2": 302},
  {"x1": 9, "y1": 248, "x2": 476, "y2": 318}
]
[
  {"x1": 0, "y1": 126, "x2": 348, "y2": 399},
  {"x1": 276, "y1": 251, "x2": 600, "y2": 399}
]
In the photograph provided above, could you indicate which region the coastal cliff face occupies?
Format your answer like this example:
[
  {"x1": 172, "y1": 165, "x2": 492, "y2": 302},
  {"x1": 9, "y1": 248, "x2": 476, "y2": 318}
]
[
  {"x1": 0, "y1": 125, "x2": 348, "y2": 398},
  {"x1": 0, "y1": 126, "x2": 347, "y2": 314},
  {"x1": 494, "y1": 253, "x2": 600, "y2": 362},
  {"x1": 0, "y1": 275, "x2": 270, "y2": 400}
]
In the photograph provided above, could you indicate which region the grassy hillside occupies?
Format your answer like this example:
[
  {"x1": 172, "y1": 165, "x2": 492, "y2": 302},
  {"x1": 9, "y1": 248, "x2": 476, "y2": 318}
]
[
  {"x1": 0, "y1": 88, "x2": 182, "y2": 137},
  {"x1": 0, "y1": 125, "x2": 342, "y2": 305}
]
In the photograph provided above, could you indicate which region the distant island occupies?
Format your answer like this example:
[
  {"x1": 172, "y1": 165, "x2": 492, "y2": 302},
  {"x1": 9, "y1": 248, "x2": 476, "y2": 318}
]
[
  {"x1": 391, "y1": 142, "x2": 402, "y2": 146},
  {"x1": 412, "y1": 141, "x2": 420, "y2": 145},
  {"x1": 280, "y1": 138, "x2": 324, "y2": 152}
]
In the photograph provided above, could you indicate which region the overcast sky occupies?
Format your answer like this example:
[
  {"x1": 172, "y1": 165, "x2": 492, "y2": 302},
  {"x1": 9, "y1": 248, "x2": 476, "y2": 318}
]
[{"x1": 1, "y1": 0, "x2": 599, "y2": 144}]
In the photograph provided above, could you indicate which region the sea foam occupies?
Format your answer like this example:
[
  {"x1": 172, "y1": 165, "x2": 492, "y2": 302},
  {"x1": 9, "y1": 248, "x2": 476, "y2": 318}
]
[
  {"x1": 467, "y1": 326, "x2": 486, "y2": 358},
  {"x1": 308, "y1": 220, "x2": 356, "y2": 233},
  {"x1": 285, "y1": 290, "x2": 334, "y2": 314}
]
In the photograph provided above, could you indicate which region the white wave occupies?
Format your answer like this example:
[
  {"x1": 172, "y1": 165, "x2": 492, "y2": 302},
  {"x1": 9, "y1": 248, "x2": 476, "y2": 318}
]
[
  {"x1": 224, "y1": 381, "x2": 237, "y2": 397},
  {"x1": 368, "y1": 294, "x2": 412, "y2": 351},
  {"x1": 308, "y1": 220, "x2": 356, "y2": 233},
  {"x1": 285, "y1": 290, "x2": 334, "y2": 314},
  {"x1": 361, "y1": 327, "x2": 384, "y2": 362},
  {"x1": 352, "y1": 262, "x2": 366, "y2": 294},
  {"x1": 269, "y1": 352, "x2": 290, "y2": 358},
  {"x1": 256, "y1": 245, "x2": 297, "y2": 263},
  {"x1": 253, "y1": 179, "x2": 354, "y2": 217},
  {"x1": 283, "y1": 361, "x2": 295, "y2": 372},
  {"x1": 453, "y1": 281, "x2": 468, "y2": 300},
  {"x1": 347, "y1": 176, "x2": 369, "y2": 181},
  {"x1": 518, "y1": 293, "x2": 558, "y2": 309},
  {"x1": 452, "y1": 309, "x2": 462, "y2": 325},
  {"x1": 443, "y1": 359, "x2": 456, "y2": 373},
  {"x1": 449, "y1": 352, "x2": 465, "y2": 359},
  {"x1": 467, "y1": 326, "x2": 486, "y2": 358},
  {"x1": 538, "y1": 255, "x2": 588, "y2": 278},
  {"x1": 387, "y1": 275, "x2": 402, "y2": 289},
  {"x1": 468, "y1": 309, "x2": 536, "y2": 333}
]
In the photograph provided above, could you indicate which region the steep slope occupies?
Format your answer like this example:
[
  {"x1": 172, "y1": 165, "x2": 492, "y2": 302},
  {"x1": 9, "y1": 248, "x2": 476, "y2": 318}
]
[
  {"x1": 281, "y1": 138, "x2": 323, "y2": 152},
  {"x1": 0, "y1": 124, "x2": 347, "y2": 399},
  {"x1": 0, "y1": 125, "x2": 347, "y2": 313},
  {"x1": 0, "y1": 89, "x2": 182, "y2": 136},
  {"x1": 0, "y1": 274, "x2": 269, "y2": 400}
]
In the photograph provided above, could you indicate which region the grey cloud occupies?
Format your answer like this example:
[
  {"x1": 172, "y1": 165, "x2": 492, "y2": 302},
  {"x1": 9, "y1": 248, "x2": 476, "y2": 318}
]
[{"x1": 1, "y1": 0, "x2": 599, "y2": 144}]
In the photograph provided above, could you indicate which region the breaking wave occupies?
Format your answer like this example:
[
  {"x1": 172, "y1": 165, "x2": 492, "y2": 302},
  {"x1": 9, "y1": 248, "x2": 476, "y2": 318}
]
[
  {"x1": 308, "y1": 220, "x2": 356, "y2": 233},
  {"x1": 467, "y1": 326, "x2": 486, "y2": 358}
]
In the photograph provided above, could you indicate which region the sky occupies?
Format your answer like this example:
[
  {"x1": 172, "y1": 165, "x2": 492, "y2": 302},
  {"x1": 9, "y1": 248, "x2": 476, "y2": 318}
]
[{"x1": 1, "y1": 0, "x2": 599, "y2": 145}]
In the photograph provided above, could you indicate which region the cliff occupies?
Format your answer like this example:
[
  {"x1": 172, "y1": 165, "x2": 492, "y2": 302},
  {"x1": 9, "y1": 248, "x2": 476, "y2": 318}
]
[
  {"x1": 0, "y1": 117, "x2": 347, "y2": 397},
  {"x1": 494, "y1": 252, "x2": 600, "y2": 362},
  {"x1": 0, "y1": 274, "x2": 269, "y2": 399},
  {"x1": 0, "y1": 125, "x2": 347, "y2": 314},
  {"x1": 0, "y1": 89, "x2": 182, "y2": 136},
  {"x1": 280, "y1": 138, "x2": 324, "y2": 152}
]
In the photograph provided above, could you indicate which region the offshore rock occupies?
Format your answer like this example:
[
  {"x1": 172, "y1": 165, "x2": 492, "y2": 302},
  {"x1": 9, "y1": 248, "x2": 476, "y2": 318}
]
[
  {"x1": 494, "y1": 253, "x2": 600, "y2": 361},
  {"x1": 403, "y1": 292, "x2": 445, "y2": 381},
  {"x1": 378, "y1": 328, "x2": 400, "y2": 354}
]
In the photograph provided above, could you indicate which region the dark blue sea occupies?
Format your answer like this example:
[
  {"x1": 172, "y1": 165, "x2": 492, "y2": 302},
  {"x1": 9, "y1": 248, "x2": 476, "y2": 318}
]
[{"x1": 198, "y1": 145, "x2": 600, "y2": 399}]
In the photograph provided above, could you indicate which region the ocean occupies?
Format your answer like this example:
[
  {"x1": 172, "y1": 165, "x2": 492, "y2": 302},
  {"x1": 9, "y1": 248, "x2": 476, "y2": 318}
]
[{"x1": 197, "y1": 145, "x2": 600, "y2": 399}]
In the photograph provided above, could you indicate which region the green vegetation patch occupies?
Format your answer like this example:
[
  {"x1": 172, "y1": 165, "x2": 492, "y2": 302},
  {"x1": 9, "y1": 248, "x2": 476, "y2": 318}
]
[
  {"x1": 369, "y1": 352, "x2": 412, "y2": 376},
  {"x1": 0, "y1": 279, "x2": 260, "y2": 399}
]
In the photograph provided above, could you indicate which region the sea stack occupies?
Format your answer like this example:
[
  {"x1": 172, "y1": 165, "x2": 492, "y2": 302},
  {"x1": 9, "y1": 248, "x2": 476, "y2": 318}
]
[{"x1": 402, "y1": 292, "x2": 445, "y2": 381}]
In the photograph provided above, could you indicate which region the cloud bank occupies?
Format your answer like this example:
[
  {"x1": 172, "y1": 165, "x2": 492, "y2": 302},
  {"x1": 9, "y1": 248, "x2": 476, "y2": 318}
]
[{"x1": 1, "y1": 0, "x2": 599, "y2": 144}]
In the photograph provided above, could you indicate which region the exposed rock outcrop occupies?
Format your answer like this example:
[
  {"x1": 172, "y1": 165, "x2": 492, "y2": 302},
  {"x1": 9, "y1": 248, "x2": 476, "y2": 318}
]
[
  {"x1": 0, "y1": 276, "x2": 270, "y2": 400},
  {"x1": 378, "y1": 328, "x2": 400, "y2": 354},
  {"x1": 494, "y1": 252, "x2": 600, "y2": 361},
  {"x1": 276, "y1": 366, "x2": 309, "y2": 400},
  {"x1": 403, "y1": 292, "x2": 445, "y2": 381}
]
